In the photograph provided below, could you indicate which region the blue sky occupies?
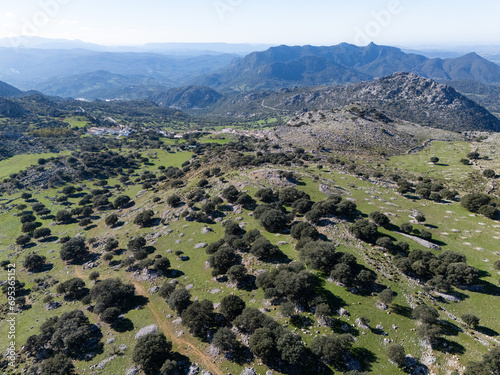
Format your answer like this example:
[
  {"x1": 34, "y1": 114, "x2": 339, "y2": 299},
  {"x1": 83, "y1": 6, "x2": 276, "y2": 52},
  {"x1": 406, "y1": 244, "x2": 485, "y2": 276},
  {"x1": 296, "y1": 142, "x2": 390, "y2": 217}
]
[{"x1": 1, "y1": 0, "x2": 499, "y2": 46}]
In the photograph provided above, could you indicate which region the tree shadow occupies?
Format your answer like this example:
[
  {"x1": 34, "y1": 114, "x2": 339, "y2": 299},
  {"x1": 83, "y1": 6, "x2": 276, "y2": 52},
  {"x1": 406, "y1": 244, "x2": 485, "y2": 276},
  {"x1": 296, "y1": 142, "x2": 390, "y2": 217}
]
[
  {"x1": 476, "y1": 325, "x2": 499, "y2": 337},
  {"x1": 40, "y1": 236, "x2": 58, "y2": 243},
  {"x1": 391, "y1": 304, "x2": 412, "y2": 318},
  {"x1": 434, "y1": 338, "x2": 465, "y2": 355},
  {"x1": 353, "y1": 347, "x2": 377, "y2": 372},
  {"x1": 237, "y1": 275, "x2": 257, "y2": 291},
  {"x1": 439, "y1": 321, "x2": 462, "y2": 337},
  {"x1": 112, "y1": 318, "x2": 134, "y2": 332},
  {"x1": 123, "y1": 295, "x2": 149, "y2": 312}
]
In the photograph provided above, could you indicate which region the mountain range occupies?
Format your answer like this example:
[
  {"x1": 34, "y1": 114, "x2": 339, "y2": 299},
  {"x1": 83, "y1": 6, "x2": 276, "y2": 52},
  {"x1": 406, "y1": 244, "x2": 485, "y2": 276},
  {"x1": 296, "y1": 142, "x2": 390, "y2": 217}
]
[
  {"x1": 0, "y1": 41, "x2": 500, "y2": 100},
  {"x1": 194, "y1": 43, "x2": 500, "y2": 92}
]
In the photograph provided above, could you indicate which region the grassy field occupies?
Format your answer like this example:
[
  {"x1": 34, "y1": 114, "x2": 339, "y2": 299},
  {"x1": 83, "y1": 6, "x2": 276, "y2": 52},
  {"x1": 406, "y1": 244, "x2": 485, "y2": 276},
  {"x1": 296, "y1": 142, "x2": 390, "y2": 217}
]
[
  {"x1": 0, "y1": 152, "x2": 71, "y2": 181},
  {"x1": 0, "y1": 141, "x2": 499, "y2": 375}
]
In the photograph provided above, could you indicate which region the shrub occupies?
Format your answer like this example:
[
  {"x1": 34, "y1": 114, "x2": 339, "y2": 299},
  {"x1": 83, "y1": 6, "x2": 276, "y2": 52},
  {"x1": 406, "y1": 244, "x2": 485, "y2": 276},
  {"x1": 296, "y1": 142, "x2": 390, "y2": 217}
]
[
  {"x1": 369, "y1": 211, "x2": 390, "y2": 227},
  {"x1": 212, "y1": 327, "x2": 237, "y2": 351},
  {"x1": 220, "y1": 295, "x2": 246, "y2": 322},
  {"x1": 16, "y1": 234, "x2": 31, "y2": 246},
  {"x1": 461, "y1": 313, "x2": 480, "y2": 328},
  {"x1": 310, "y1": 334, "x2": 355, "y2": 365},
  {"x1": 167, "y1": 289, "x2": 192, "y2": 314},
  {"x1": 133, "y1": 333, "x2": 172, "y2": 375},
  {"x1": 134, "y1": 209, "x2": 155, "y2": 227},
  {"x1": 166, "y1": 194, "x2": 181, "y2": 207},
  {"x1": 461, "y1": 193, "x2": 491, "y2": 213},
  {"x1": 101, "y1": 307, "x2": 121, "y2": 324},
  {"x1": 483, "y1": 169, "x2": 496, "y2": 178},
  {"x1": 259, "y1": 209, "x2": 288, "y2": 233},
  {"x1": 300, "y1": 240, "x2": 336, "y2": 272},
  {"x1": 33, "y1": 227, "x2": 52, "y2": 240},
  {"x1": 24, "y1": 254, "x2": 46, "y2": 272},
  {"x1": 387, "y1": 344, "x2": 406, "y2": 366},
  {"x1": 430, "y1": 156, "x2": 439, "y2": 164},
  {"x1": 400, "y1": 222, "x2": 413, "y2": 234},
  {"x1": 41, "y1": 354, "x2": 75, "y2": 375},
  {"x1": 350, "y1": 219, "x2": 378, "y2": 243},
  {"x1": 478, "y1": 205, "x2": 498, "y2": 219},
  {"x1": 379, "y1": 288, "x2": 395, "y2": 305},
  {"x1": 114, "y1": 195, "x2": 131, "y2": 208},
  {"x1": 221, "y1": 185, "x2": 239, "y2": 202},
  {"x1": 60, "y1": 237, "x2": 88, "y2": 263},
  {"x1": 90, "y1": 278, "x2": 135, "y2": 314},
  {"x1": 105, "y1": 214, "x2": 118, "y2": 227}
]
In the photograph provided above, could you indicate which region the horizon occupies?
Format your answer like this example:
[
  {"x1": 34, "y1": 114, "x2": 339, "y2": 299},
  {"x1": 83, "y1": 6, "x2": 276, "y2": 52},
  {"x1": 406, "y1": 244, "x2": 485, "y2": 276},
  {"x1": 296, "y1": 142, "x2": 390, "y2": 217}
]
[{"x1": 1, "y1": 0, "x2": 499, "y2": 48}]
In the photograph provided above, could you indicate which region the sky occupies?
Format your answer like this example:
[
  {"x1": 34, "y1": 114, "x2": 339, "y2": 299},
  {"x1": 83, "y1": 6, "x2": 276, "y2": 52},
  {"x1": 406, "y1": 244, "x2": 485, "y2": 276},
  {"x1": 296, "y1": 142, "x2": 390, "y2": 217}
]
[{"x1": 0, "y1": 0, "x2": 499, "y2": 47}]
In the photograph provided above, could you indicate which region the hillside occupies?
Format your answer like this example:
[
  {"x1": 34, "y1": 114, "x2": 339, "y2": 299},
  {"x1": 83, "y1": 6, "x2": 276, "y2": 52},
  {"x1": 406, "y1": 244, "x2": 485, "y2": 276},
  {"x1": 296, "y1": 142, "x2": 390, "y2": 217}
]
[
  {"x1": 151, "y1": 86, "x2": 224, "y2": 109},
  {"x1": 193, "y1": 43, "x2": 500, "y2": 92},
  {"x1": 0, "y1": 127, "x2": 499, "y2": 375},
  {"x1": 209, "y1": 73, "x2": 500, "y2": 132},
  {"x1": 0, "y1": 80, "x2": 23, "y2": 98}
]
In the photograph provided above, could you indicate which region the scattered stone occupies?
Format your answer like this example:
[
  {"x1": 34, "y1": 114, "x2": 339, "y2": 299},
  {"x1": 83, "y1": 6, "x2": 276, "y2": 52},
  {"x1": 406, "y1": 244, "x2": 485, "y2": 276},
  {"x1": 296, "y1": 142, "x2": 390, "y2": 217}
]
[
  {"x1": 119, "y1": 344, "x2": 127, "y2": 351},
  {"x1": 177, "y1": 330, "x2": 184, "y2": 337},
  {"x1": 186, "y1": 284, "x2": 194, "y2": 290},
  {"x1": 338, "y1": 308, "x2": 350, "y2": 317},
  {"x1": 201, "y1": 227, "x2": 212, "y2": 234},
  {"x1": 241, "y1": 368, "x2": 257, "y2": 375},
  {"x1": 210, "y1": 288, "x2": 221, "y2": 294},
  {"x1": 172, "y1": 318, "x2": 182, "y2": 324},
  {"x1": 148, "y1": 286, "x2": 159, "y2": 295},
  {"x1": 277, "y1": 241, "x2": 287, "y2": 246},
  {"x1": 45, "y1": 302, "x2": 61, "y2": 310},
  {"x1": 125, "y1": 367, "x2": 140, "y2": 375},
  {"x1": 392, "y1": 324, "x2": 398, "y2": 330},
  {"x1": 97, "y1": 355, "x2": 117, "y2": 370},
  {"x1": 135, "y1": 325, "x2": 158, "y2": 339},
  {"x1": 175, "y1": 240, "x2": 181, "y2": 244},
  {"x1": 188, "y1": 363, "x2": 200, "y2": 375},
  {"x1": 106, "y1": 338, "x2": 115, "y2": 344},
  {"x1": 195, "y1": 242, "x2": 208, "y2": 249}
]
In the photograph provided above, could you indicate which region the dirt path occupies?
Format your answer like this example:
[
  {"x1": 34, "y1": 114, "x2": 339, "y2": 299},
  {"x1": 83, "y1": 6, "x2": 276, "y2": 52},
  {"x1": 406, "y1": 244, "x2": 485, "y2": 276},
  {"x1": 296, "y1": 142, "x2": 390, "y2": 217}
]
[
  {"x1": 130, "y1": 281, "x2": 224, "y2": 375},
  {"x1": 74, "y1": 265, "x2": 224, "y2": 375}
]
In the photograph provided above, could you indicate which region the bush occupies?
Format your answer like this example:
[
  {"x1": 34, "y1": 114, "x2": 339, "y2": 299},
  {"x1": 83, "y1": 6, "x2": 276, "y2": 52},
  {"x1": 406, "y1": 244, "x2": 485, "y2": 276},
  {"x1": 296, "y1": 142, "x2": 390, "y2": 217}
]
[
  {"x1": 212, "y1": 327, "x2": 237, "y2": 351},
  {"x1": 134, "y1": 209, "x2": 155, "y2": 227},
  {"x1": 461, "y1": 313, "x2": 480, "y2": 328},
  {"x1": 167, "y1": 289, "x2": 192, "y2": 314},
  {"x1": 166, "y1": 194, "x2": 181, "y2": 207},
  {"x1": 60, "y1": 237, "x2": 88, "y2": 263},
  {"x1": 430, "y1": 156, "x2": 439, "y2": 164},
  {"x1": 350, "y1": 219, "x2": 378, "y2": 243},
  {"x1": 300, "y1": 240, "x2": 336, "y2": 272},
  {"x1": 133, "y1": 333, "x2": 172, "y2": 375},
  {"x1": 105, "y1": 214, "x2": 118, "y2": 227},
  {"x1": 387, "y1": 344, "x2": 406, "y2": 366},
  {"x1": 412, "y1": 304, "x2": 439, "y2": 324},
  {"x1": 400, "y1": 222, "x2": 413, "y2": 234},
  {"x1": 478, "y1": 205, "x2": 498, "y2": 219},
  {"x1": 41, "y1": 354, "x2": 75, "y2": 375},
  {"x1": 16, "y1": 234, "x2": 32, "y2": 246},
  {"x1": 259, "y1": 209, "x2": 288, "y2": 233},
  {"x1": 221, "y1": 185, "x2": 239, "y2": 202},
  {"x1": 250, "y1": 237, "x2": 280, "y2": 260},
  {"x1": 158, "y1": 283, "x2": 176, "y2": 299},
  {"x1": 24, "y1": 254, "x2": 46, "y2": 272},
  {"x1": 90, "y1": 278, "x2": 135, "y2": 314},
  {"x1": 461, "y1": 193, "x2": 491, "y2": 213},
  {"x1": 181, "y1": 300, "x2": 214, "y2": 338},
  {"x1": 220, "y1": 294, "x2": 246, "y2": 322},
  {"x1": 33, "y1": 227, "x2": 52, "y2": 240},
  {"x1": 101, "y1": 307, "x2": 121, "y2": 324},
  {"x1": 114, "y1": 195, "x2": 131, "y2": 209},
  {"x1": 369, "y1": 211, "x2": 390, "y2": 227},
  {"x1": 310, "y1": 334, "x2": 355, "y2": 365},
  {"x1": 379, "y1": 288, "x2": 395, "y2": 305},
  {"x1": 56, "y1": 210, "x2": 73, "y2": 224}
]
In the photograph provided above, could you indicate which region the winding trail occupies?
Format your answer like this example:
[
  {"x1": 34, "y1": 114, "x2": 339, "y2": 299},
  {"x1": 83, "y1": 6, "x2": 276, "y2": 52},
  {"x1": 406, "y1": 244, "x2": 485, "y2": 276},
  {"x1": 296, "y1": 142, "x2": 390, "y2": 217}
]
[
  {"x1": 130, "y1": 280, "x2": 224, "y2": 375},
  {"x1": 75, "y1": 265, "x2": 223, "y2": 375}
]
